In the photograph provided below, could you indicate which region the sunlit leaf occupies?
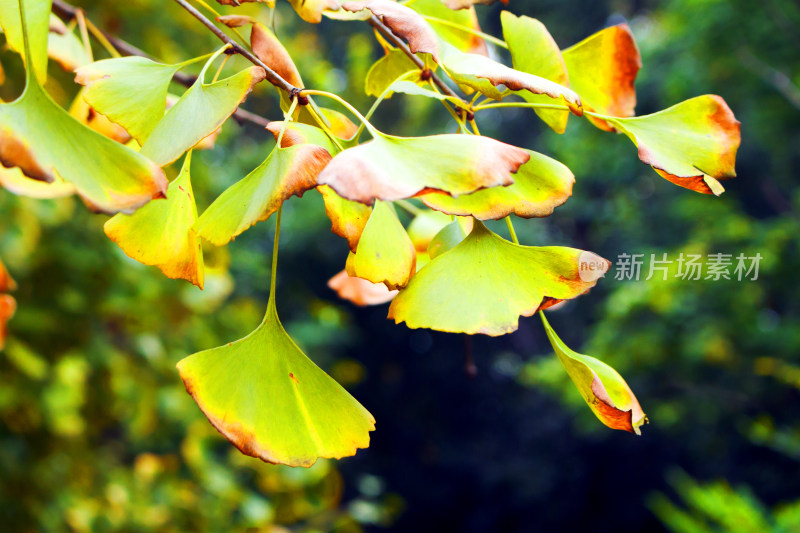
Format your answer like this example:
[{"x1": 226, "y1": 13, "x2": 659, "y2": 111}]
[
  {"x1": 328, "y1": 269, "x2": 397, "y2": 306},
  {"x1": 427, "y1": 219, "x2": 466, "y2": 259},
  {"x1": 47, "y1": 16, "x2": 92, "y2": 72},
  {"x1": 0, "y1": 15, "x2": 167, "y2": 213},
  {"x1": 562, "y1": 24, "x2": 641, "y2": 131},
  {"x1": 440, "y1": 42, "x2": 583, "y2": 113},
  {"x1": 501, "y1": 11, "x2": 570, "y2": 133},
  {"x1": 343, "y1": 0, "x2": 441, "y2": 61},
  {"x1": 406, "y1": 0, "x2": 487, "y2": 55},
  {"x1": 104, "y1": 152, "x2": 204, "y2": 288},
  {"x1": 140, "y1": 49, "x2": 266, "y2": 166},
  {"x1": 365, "y1": 49, "x2": 422, "y2": 97},
  {"x1": 0, "y1": 164, "x2": 75, "y2": 199},
  {"x1": 421, "y1": 149, "x2": 574, "y2": 220},
  {"x1": 69, "y1": 88, "x2": 131, "y2": 144},
  {"x1": 0, "y1": 0, "x2": 50, "y2": 82},
  {"x1": 177, "y1": 299, "x2": 375, "y2": 467},
  {"x1": 388, "y1": 221, "x2": 609, "y2": 335},
  {"x1": 75, "y1": 56, "x2": 186, "y2": 144},
  {"x1": 540, "y1": 312, "x2": 647, "y2": 434},
  {"x1": 267, "y1": 120, "x2": 340, "y2": 153},
  {"x1": 318, "y1": 185, "x2": 372, "y2": 252},
  {"x1": 345, "y1": 201, "x2": 415, "y2": 290},
  {"x1": 289, "y1": 0, "x2": 341, "y2": 23},
  {"x1": 608, "y1": 95, "x2": 741, "y2": 194},
  {"x1": 406, "y1": 209, "x2": 453, "y2": 252},
  {"x1": 195, "y1": 144, "x2": 331, "y2": 246},
  {"x1": 317, "y1": 132, "x2": 530, "y2": 204},
  {"x1": 251, "y1": 22, "x2": 303, "y2": 88}
]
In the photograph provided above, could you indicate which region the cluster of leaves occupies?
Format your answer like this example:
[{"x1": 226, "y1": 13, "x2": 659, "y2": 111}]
[{"x1": 0, "y1": 0, "x2": 740, "y2": 467}]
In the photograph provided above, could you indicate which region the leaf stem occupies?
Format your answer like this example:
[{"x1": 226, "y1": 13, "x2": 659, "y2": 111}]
[
  {"x1": 357, "y1": 69, "x2": 420, "y2": 140},
  {"x1": 505, "y1": 216, "x2": 519, "y2": 245},
  {"x1": 268, "y1": 205, "x2": 282, "y2": 311},
  {"x1": 305, "y1": 105, "x2": 345, "y2": 152},
  {"x1": 211, "y1": 54, "x2": 231, "y2": 83},
  {"x1": 275, "y1": 97, "x2": 299, "y2": 148},
  {"x1": 191, "y1": 0, "x2": 248, "y2": 45},
  {"x1": 300, "y1": 90, "x2": 378, "y2": 135},
  {"x1": 421, "y1": 15, "x2": 509, "y2": 49},
  {"x1": 395, "y1": 199, "x2": 422, "y2": 216},
  {"x1": 75, "y1": 9, "x2": 93, "y2": 62}
]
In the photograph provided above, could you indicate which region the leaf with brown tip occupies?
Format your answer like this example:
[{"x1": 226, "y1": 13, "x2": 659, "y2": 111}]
[
  {"x1": 608, "y1": 95, "x2": 741, "y2": 194},
  {"x1": 328, "y1": 269, "x2": 397, "y2": 306},
  {"x1": 0, "y1": 165, "x2": 75, "y2": 199},
  {"x1": 343, "y1": 0, "x2": 441, "y2": 61},
  {"x1": 104, "y1": 152, "x2": 204, "y2": 288},
  {"x1": 317, "y1": 132, "x2": 529, "y2": 204},
  {"x1": 562, "y1": 24, "x2": 641, "y2": 131},
  {"x1": 251, "y1": 23, "x2": 303, "y2": 88},
  {"x1": 540, "y1": 312, "x2": 647, "y2": 434}
]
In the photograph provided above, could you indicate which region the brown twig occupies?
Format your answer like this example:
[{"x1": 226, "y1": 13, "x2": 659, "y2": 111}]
[{"x1": 51, "y1": 0, "x2": 270, "y2": 127}]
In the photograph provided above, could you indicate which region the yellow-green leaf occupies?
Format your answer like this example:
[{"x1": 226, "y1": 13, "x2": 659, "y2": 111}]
[
  {"x1": 0, "y1": 164, "x2": 75, "y2": 199},
  {"x1": 345, "y1": 201, "x2": 415, "y2": 290},
  {"x1": 318, "y1": 185, "x2": 372, "y2": 253},
  {"x1": 365, "y1": 49, "x2": 423, "y2": 97},
  {"x1": 195, "y1": 144, "x2": 331, "y2": 246},
  {"x1": 289, "y1": 0, "x2": 341, "y2": 23},
  {"x1": 540, "y1": 312, "x2": 647, "y2": 434},
  {"x1": 501, "y1": 11, "x2": 570, "y2": 133},
  {"x1": 388, "y1": 221, "x2": 608, "y2": 336},
  {"x1": 47, "y1": 15, "x2": 92, "y2": 72},
  {"x1": 406, "y1": 0, "x2": 487, "y2": 55},
  {"x1": 608, "y1": 95, "x2": 741, "y2": 195},
  {"x1": 0, "y1": 0, "x2": 50, "y2": 82},
  {"x1": 421, "y1": 149, "x2": 574, "y2": 220},
  {"x1": 177, "y1": 299, "x2": 375, "y2": 467},
  {"x1": 104, "y1": 152, "x2": 204, "y2": 288}
]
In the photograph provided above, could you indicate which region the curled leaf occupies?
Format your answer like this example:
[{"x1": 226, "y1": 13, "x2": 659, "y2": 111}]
[
  {"x1": 195, "y1": 144, "x2": 330, "y2": 246},
  {"x1": 216, "y1": 15, "x2": 255, "y2": 28},
  {"x1": 0, "y1": 165, "x2": 75, "y2": 199},
  {"x1": 289, "y1": 0, "x2": 341, "y2": 23},
  {"x1": 251, "y1": 22, "x2": 303, "y2": 88},
  {"x1": 317, "y1": 132, "x2": 530, "y2": 204},
  {"x1": 177, "y1": 300, "x2": 375, "y2": 467},
  {"x1": 501, "y1": 11, "x2": 570, "y2": 133},
  {"x1": 69, "y1": 89, "x2": 132, "y2": 144},
  {"x1": 609, "y1": 95, "x2": 741, "y2": 194},
  {"x1": 388, "y1": 221, "x2": 609, "y2": 336},
  {"x1": 540, "y1": 312, "x2": 647, "y2": 434},
  {"x1": 345, "y1": 201, "x2": 415, "y2": 290},
  {"x1": 343, "y1": 0, "x2": 441, "y2": 61},
  {"x1": 140, "y1": 50, "x2": 266, "y2": 166},
  {"x1": 421, "y1": 149, "x2": 574, "y2": 220},
  {"x1": 562, "y1": 24, "x2": 641, "y2": 131},
  {"x1": 328, "y1": 269, "x2": 397, "y2": 306},
  {"x1": 104, "y1": 152, "x2": 204, "y2": 288}
]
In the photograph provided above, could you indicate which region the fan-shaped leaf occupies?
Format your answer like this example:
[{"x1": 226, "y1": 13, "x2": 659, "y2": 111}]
[
  {"x1": 177, "y1": 300, "x2": 375, "y2": 467},
  {"x1": 427, "y1": 219, "x2": 466, "y2": 259},
  {"x1": 0, "y1": 0, "x2": 50, "y2": 82},
  {"x1": 195, "y1": 144, "x2": 330, "y2": 246},
  {"x1": 75, "y1": 56, "x2": 185, "y2": 144},
  {"x1": 104, "y1": 152, "x2": 204, "y2": 288},
  {"x1": 501, "y1": 11, "x2": 570, "y2": 133},
  {"x1": 343, "y1": 0, "x2": 441, "y2": 60},
  {"x1": 328, "y1": 270, "x2": 397, "y2": 306},
  {"x1": 421, "y1": 149, "x2": 574, "y2": 220},
  {"x1": 608, "y1": 95, "x2": 741, "y2": 194},
  {"x1": 388, "y1": 221, "x2": 609, "y2": 336},
  {"x1": 562, "y1": 24, "x2": 641, "y2": 131},
  {"x1": 317, "y1": 132, "x2": 529, "y2": 204},
  {"x1": 69, "y1": 89, "x2": 132, "y2": 144},
  {"x1": 140, "y1": 50, "x2": 266, "y2": 166},
  {"x1": 540, "y1": 312, "x2": 647, "y2": 434},
  {"x1": 345, "y1": 201, "x2": 415, "y2": 290}
]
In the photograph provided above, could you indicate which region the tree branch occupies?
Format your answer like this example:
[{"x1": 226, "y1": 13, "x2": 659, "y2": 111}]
[{"x1": 51, "y1": 0, "x2": 271, "y2": 127}]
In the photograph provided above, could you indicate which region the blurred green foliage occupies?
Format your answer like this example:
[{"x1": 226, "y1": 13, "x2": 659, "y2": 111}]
[{"x1": 1, "y1": 0, "x2": 799, "y2": 531}]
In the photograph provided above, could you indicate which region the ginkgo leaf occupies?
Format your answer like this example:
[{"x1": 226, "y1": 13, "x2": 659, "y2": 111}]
[
  {"x1": 365, "y1": 49, "x2": 423, "y2": 97},
  {"x1": 607, "y1": 95, "x2": 741, "y2": 194},
  {"x1": 47, "y1": 17, "x2": 92, "y2": 72},
  {"x1": 501, "y1": 11, "x2": 570, "y2": 133},
  {"x1": 421, "y1": 149, "x2": 574, "y2": 220},
  {"x1": 440, "y1": 42, "x2": 583, "y2": 114},
  {"x1": 75, "y1": 56, "x2": 185, "y2": 144},
  {"x1": 343, "y1": 0, "x2": 441, "y2": 61},
  {"x1": 0, "y1": 294, "x2": 15, "y2": 351},
  {"x1": 289, "y1": 0, "x2": 341, "y2": 23},
  {"x1": 562, "y1": 24, "x2": 641, "y2": 131},
  {"x1": 0, "y1": 0, "x2": 50, "y2": 82},
  {"x1": 427, "y1": 219, "x2": 466, "y2": 259},
  {"x1": 69, "y1": 89, "x2": 132, "y2": 144},
  {"x1": 318, "y1": 185, "x2": 372, "y2": 252},
  {"x1": 317, "y1": 132, "x2": 530, "y2": 204},
  {"x1": 267, "y1": 121, "x2": 340, "y2": 154},
  {"x1": 251, "y1": 22, "x2": 303, "y2": 88},
  {"x1": 177, "y1": 298, "x2": 375, "y2": 467},
  {"x1": 406, "y1": 209, "x2": 454, "y2": 252},
  {"x1": 328, "y1": 269, "x2": 397, "y2": 306},
  {"x1": 0, "y1": 9, "x2": 167, "y2": 213},
  {"x1": 104, "y1": 152, "x2": 204, "y2": 288},
  {"x1": 0, "y1": 258, "x2": 16, "y2": 292},
  {"x1": 540, "y1": 312, "x2": 647, "y2": 434},
  {"x1": 140, "y1": 49, "x2": 266, "y2": 166},
  {"x1": 388, "y1": 221, "x2": 609, "y2": 336},
  {"x1": 406, "y1": 0, "x2": 487, "y2": 56},
  {"x1": 0, "y1": 165, "x2": 75, "y2": 199},
  {"x1": 345, "y1": 201, "x2": 415, "y2": 290},
  {"x1": 195, "y1": 144, "x2": 330, "y2": 246}
]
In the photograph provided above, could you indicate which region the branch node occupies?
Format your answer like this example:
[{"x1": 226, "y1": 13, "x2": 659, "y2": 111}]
[{"x1": 420, "y1": 68, "x2": 433, "y2": 81}]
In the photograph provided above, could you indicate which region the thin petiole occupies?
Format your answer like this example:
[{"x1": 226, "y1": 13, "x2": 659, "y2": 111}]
[
  {"x1": 505, "y1": 216, "x2": 519, "y2": 245},
  {"x1": 395, "y1": 199, "x2": 423, "y2": 216},
  {"x1": 267, "y1": 205, "x2": 282, "y2": 311},
  {"x1": 275, "y1": 97, "x2": 300, "y2": 148},
  {"x1": 211, "y1": 54, "x2": 230, "y2": 83},
  {"x1": 301, "y1": 90, "x2": 378, "y2": 135}
]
